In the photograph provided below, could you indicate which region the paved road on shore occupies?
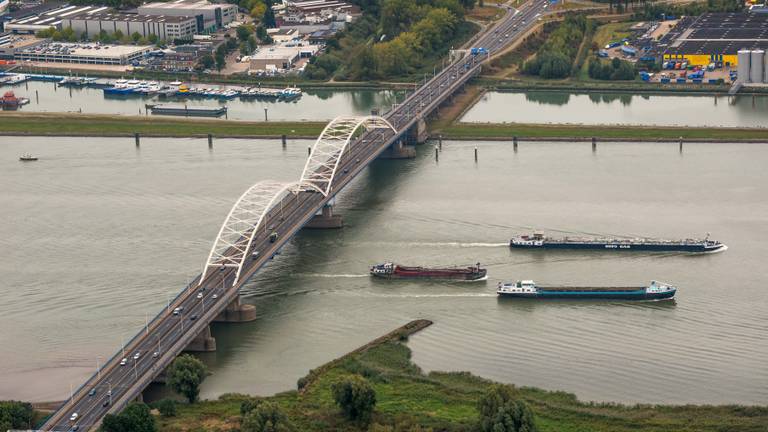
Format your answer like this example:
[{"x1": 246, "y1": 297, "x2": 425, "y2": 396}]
[{"x1": 42, "y1": 2, "x2": 551, "y2": 430}]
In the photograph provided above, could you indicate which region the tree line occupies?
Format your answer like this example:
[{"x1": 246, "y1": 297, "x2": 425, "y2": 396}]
[
  {"x1": 304, "y1": 0, "x2": 477, "y2": 81},
  {"x1": 522, "y1": 14, "x2": 593, "y2": 79},
  {"x1": 36, "y1": 27, "x2": 161, "y2": 46}
]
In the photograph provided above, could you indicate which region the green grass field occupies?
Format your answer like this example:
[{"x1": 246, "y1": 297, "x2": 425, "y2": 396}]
[
  {"x1": 0, "y1": 113, "x2": 325, "y2": 138},
  {"x1": 156, "y1": 340, "x2": 768, "y2": 432},
  {"x1": 439, "y1": 122, "x2": 768, "y2": 141}
]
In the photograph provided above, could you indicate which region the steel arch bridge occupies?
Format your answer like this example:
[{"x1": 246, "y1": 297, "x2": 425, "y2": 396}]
[
  {"x1": 299, "y1": 115, "x2": 396, "y2": 196},
  {"x1": 200, "y1": 115, "x2": 397, "y2": 287}
]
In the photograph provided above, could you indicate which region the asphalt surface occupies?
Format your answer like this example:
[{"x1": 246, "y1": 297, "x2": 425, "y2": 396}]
[{"x1": 41, "y1": 2, "x2": 550, "y2": 430}]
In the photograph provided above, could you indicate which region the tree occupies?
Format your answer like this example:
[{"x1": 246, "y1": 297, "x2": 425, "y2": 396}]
[
  {"x1": 200, "y1": 54, "x2": 215, "y2": 69},
  {"x1": 478, "y1": 385, "x2": 537, "y2": 432},
  {"x1": 262, "y1": 0, "x2": 277, "y2": 28},
  {"x1": 237, "y1": 24, "x2": 254, "y2": 42},
  {"x1": 166, "y1": 354, "x2": 208, "y2": 403},
  {"x1": 131, "y1": 32, "x2": 142, "y2": 43},
  {"x1": 147, "y1": 33, "x2": 159, "y2": 45},
  {"x1": 241, "y1": 400, "x2": 294, "y2": 432},
  {"x1": 153, "y1": 399, "x2": 177, "y2": 417},
  {"x1": 331, "y1": 375, "x2": 376, "y2": 422},
  {"x1": 0, "y1": 401, "x2": 34, "y2": 430},
  {"x1": 101, "y1": 402, "x2": 156, "y2": 432}
]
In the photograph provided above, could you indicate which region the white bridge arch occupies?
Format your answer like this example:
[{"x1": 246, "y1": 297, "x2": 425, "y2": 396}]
[
  {"x1": 200, "y1": 180, "x2": 303, "y2": 286},
  {"x1": 201, "y1": 116, "x2": 397, "y2": 288},
  {"x1": 299, "y1": 115, "x2": 396, "y2": 196}
]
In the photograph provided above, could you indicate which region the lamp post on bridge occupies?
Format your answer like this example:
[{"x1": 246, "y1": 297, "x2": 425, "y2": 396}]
[{"x1": 96, "y1": 356, "x2": 104, "y2": 379}]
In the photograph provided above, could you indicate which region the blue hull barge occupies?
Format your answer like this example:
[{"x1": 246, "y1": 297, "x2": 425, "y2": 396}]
[
  {"x1": 497, "y1": 280, "x2": 676, "y2": 301},
  {"x1": 510, "y1": 232, "x2": 726, "y2": 253}
]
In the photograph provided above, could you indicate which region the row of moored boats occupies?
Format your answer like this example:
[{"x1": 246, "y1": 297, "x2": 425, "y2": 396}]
[{"x1": 100, "y1": 79, "x2": 302, "y2": 101}]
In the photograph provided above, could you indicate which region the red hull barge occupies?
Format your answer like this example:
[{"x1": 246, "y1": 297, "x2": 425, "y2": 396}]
[{"x1": 370, "y1": 262, "x2": 487, "y2": 281}]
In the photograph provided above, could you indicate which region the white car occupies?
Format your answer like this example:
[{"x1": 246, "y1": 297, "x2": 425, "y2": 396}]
[
  {"x1": 197, "y1": 293, "x2": 203, "y2": 299},
  {"x1": 212, "y1": 293, "x2": 218, "y2": 300},
  {"x1": 152, "y1": 351, "x2": 159, "y2": 358},
  {"x1": 133, "y1": 352, "x2": 140, "y2": 360},
  {"x1": 120, "y1": 358, "x2": 127, "y2": 366},
  {"x1": 69, "y1": 413, "x2": 78, "y2": 422}
]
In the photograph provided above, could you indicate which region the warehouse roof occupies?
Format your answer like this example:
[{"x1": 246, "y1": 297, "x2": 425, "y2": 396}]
[
  {"x1": 690, "y1": 12, "x2": 768, "y2": 29},
  {"x1": 665, "y1": 39, "x2": 768, "y2": 55},
  {"x1": 140, "y1": 0, "x2": 235, "y2": 11},
  {"x1": 67, "y1": 12, "x2": 195, "y2": 24}
]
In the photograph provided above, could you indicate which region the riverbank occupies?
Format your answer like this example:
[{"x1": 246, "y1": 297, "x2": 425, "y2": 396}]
[
  {"x1": 155, "y1": 320, "x2": 768, "y2": 432},
  {"x1": 439, "y1": 122, "x2": 768, "y2": 142},
  {"x1": 0, "y1": 113, "x2": 325, "y2": 139}
]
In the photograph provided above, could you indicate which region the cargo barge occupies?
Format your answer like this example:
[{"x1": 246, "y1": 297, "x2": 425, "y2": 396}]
[
  {"x1": 510, "y1": 232, "x2": 726, "y2": 253},
  {"x1": 370, "y1": 262, "x2": 487, "y2": 281},
  {"x1": 497, "y1": 280, "x2": 676, "y2": 301},
  {"x1": 146, "y1": 104, "x2": 227, "y2": 117}
]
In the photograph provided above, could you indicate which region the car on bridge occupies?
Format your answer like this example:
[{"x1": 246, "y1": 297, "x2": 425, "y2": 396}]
[
  {"x1": 120, "y1": 358, "x2": 127, "y2": 366},
  {"x1": 69, "y1": 412, "x2": 78, "y2": 422}
]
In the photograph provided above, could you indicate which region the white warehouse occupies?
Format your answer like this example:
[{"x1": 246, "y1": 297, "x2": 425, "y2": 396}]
[
  {"x1": 62, "y1": 12, "x2": 198, "y2": 41},
  {"x1": 138, "y1": 0, "x2": 238, "y2": 33}
]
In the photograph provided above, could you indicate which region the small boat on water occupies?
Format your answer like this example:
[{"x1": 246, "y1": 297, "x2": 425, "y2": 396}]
[
  {"x1": 510, "y1": 231, "x2": 726, "y2": 253},
  {"x1": 19, "y1": 153, "x2": 38, "y2": 161},
  {"x1": 370, "y1": 262, "x2": 487, "y2": 281},
  {"x1": 497, "y1": 280, "x2": 676, "y2": 301},
  {"x1": 1, "y1": 91, "x2": 29, "y2": 110}
]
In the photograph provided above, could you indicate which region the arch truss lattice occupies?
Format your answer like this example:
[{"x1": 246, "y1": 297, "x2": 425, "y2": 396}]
[
  {"x1": 299, "y1": 116, "x2": 396, "y2": 196},
  {"x1": 201, "y1": 180, "x2": 302, "y2": 286}
]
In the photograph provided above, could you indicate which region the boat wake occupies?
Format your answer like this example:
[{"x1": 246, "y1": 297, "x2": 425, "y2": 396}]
[
  {"x1": 368, "y1": 293, "x2": 497, "y2": 298},
  {"x1": 296, "y1": 273, "x2": 369, "y2": 278}
]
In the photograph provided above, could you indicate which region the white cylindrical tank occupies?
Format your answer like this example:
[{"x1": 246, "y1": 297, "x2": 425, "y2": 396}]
[
  {"x1": 738, "y1": 49, "x2": 751, "y2": 83},
  {"x1": 750, "y1": 50, "x2": 764, "y2": 83}
]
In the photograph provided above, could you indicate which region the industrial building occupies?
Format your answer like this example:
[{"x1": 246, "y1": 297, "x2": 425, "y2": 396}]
[
  {"x1": 661, "y1": 12, "x2": 768, "y2": 67},
  {"x1": 62, "y1": 12, "x2": 198, "y2": 41},
  {"x1": 3, "y1": 4, "x2": 107, "y2": 33},
  {"x1": 249, "y1": 44, "x2": 318, "y2": 71},
  {"x1": 14, "y1": 41, "x2": 152, "y2": 64},
  {"x1": 138, "y1": 0, "x2": 237, "y2": 33}
]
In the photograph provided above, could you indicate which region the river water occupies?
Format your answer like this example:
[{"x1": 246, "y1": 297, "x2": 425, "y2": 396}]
[
  {"x1": 1, "y1": 137, "x2": 766, "y2": 405},
  {"x1": 2, "y1": 81, "x2": 403, "y2": 121},
  {"x1": 461, "y1": 90, "x2": 768, "y2": 128}
]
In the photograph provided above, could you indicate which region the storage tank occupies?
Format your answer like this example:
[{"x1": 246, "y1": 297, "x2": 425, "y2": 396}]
[
  {"x1": 737, "y1": 49, "x2": 751, "y2": 83},
  {"x1": 750, "y1": 50, "x2": 764, "y2": 83}
]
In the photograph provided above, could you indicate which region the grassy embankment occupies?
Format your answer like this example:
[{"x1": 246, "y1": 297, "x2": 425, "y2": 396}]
[
  {"x1": 438, "y1": 122, "x2": 768, "y2": 142},
  {"x1": 156, "y1": 320, "x2": 768, "y2": 432},
  {"x1": 0, "y1": 113, "x2": 325, "y2": 138}
]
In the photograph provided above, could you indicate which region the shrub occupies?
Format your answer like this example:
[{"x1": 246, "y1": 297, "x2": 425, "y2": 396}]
[{"x1": 331, "y1": 375, "x2": 377, "y2": 422}]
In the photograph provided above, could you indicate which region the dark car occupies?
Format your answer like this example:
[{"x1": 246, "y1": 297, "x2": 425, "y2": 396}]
[
  {"x1": 190, "y1": 314, "x2": 198, "y2": 321},
  {"x1": 102, "y1": 399, "x2": 110, "y2": 407}
]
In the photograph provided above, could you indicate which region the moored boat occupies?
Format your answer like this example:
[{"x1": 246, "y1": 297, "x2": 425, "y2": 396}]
[
  {"x1": 510, "y1": 231, "x2": 726, "y2": 253},
  {"x1": 497, "y1": 280, "x2": 676, "y2": 301},
  {"x1": 19, "y1": 153, "x2": 38, "y2": 161},
  {"x1": 370, "y1": 262, "x2": 487, "y2": 281}
]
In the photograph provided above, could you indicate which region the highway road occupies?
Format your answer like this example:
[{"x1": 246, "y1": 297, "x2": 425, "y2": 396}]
[{"x1": 41, "y1": 1, "x2": 551, "y2": 430}]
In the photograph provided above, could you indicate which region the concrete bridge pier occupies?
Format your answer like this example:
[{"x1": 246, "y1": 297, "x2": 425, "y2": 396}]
[
  {"x1": 304, "y1": 204, "x2": 344, "y2": 229},
  {"x1": 379, "y1": 139, "x2": 416, "y2": 159},
  {"x1": 214, "y1": 295, "x2": 257, "y2": 322},
  {"x1": 408, "y1": 117, "x2": 430, "y2": 145},
  {"x1": 185, "y1": 325, "x2": 217, "y2": 352}
]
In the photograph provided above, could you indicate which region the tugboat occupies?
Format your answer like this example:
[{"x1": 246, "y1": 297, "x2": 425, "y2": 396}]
[
  {"x1": 497, "y1": 280, "x2": 676, "y2": 301},
  {"x1": 510, "y1": 231, "x2": 726, "y2": 253},
  {"x1": 370, "y1": 262, "x2": 487, "y2": 281},
  {"x1": 19, "y1": 153, "x2": 38, "y2": 161}
]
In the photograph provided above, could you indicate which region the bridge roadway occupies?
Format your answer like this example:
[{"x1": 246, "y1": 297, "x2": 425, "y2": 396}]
[{"x1": 42, "y1": 2, "x2": 549, "y2": 430}]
